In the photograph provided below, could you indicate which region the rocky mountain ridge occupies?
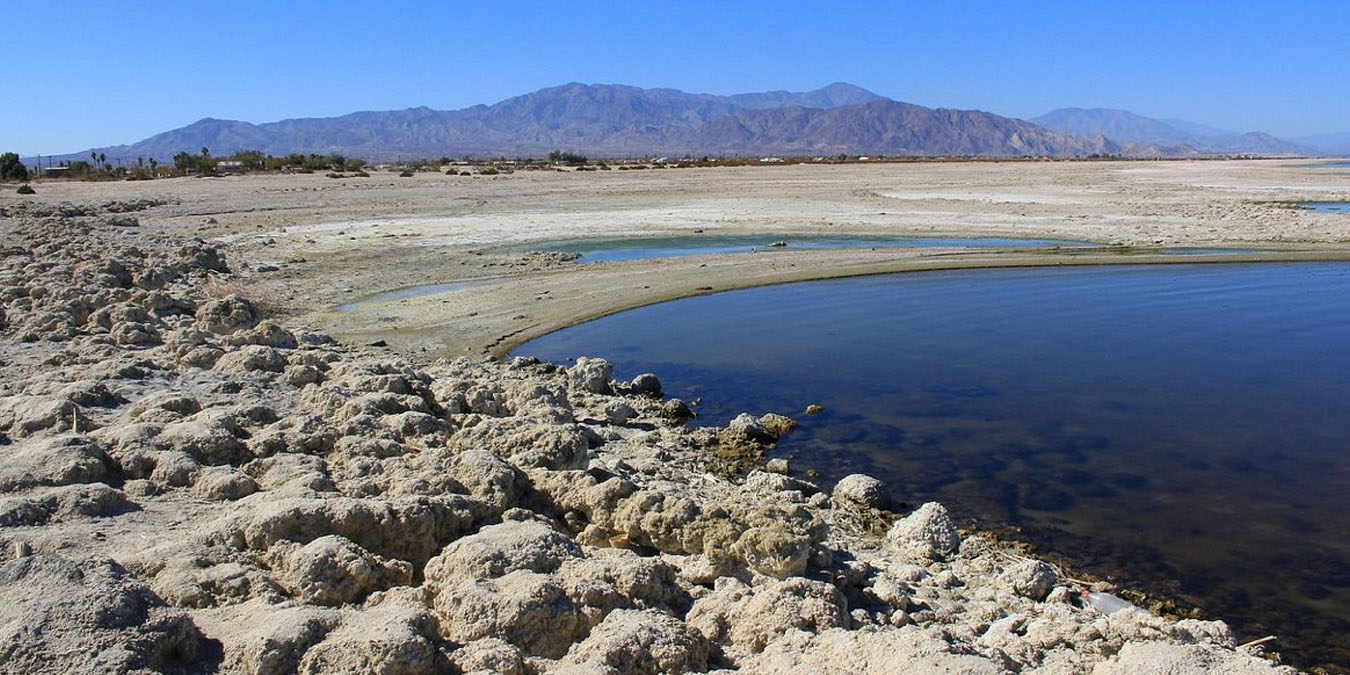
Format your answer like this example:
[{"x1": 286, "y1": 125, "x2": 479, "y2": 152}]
[{"x1": 44, "y1": 83, "x2": 1317, "y2": 164}]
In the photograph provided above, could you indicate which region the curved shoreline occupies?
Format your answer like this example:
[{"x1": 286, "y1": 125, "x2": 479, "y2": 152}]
[{"x1": 307, "y1": 247, "x2": 1350, "y2": 359}]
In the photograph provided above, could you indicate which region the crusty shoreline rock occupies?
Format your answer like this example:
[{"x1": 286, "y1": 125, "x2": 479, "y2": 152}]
[{"x1": 0, "y1": 207, "x2": 1296, "y2": 673}]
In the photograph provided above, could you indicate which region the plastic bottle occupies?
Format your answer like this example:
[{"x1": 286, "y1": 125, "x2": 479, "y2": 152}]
[{"x1": 1082, "y1": 590, "x2": 1134, "y2": 615}]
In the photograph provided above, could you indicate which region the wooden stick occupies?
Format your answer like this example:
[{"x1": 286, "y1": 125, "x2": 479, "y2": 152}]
[{"x1": 1237, "y1": 635, "x2": 1277, "y2": 649}]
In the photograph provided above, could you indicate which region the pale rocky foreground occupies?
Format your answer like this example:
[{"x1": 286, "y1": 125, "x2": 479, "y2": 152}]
[{"x1": 0, "y1": 193, "x2": 1301, "y2": 671}]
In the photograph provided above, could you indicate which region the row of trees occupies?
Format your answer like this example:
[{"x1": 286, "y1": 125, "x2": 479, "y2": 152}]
[
  {"x1": 171, "y1": 148, "x2": 365, "y2": 174},
  {"x1": 0, "y1": 152, "x2": 28, "y2": 181},
  {"x1": 1, "y1": 146, "x2": 610, "y2": 183}
]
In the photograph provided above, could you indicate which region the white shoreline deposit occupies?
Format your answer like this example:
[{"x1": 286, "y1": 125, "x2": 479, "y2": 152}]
[{"x1": 0, "y1": 167, "x2": 1314, "y2": 672}]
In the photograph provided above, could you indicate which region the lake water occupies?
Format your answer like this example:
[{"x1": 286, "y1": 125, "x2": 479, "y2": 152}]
[
  {"x1": 513, "y1": 263, "x2": 1350, "y2": 670},
  {"x1": 512, "y1": 234, "x2": 1087, "y2": 263},
  {"x1": 1301, "y1": 201, "x2": 1350, "y2": 214}
]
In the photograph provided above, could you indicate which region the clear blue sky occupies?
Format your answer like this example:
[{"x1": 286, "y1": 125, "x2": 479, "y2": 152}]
[{"x1": 6, "y1": 1, "x2": 1347, "y2": 154}]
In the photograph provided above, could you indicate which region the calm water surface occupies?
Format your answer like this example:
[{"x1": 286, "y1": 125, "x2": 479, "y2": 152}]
[
  {"x1": 1301, "y1": 201, "x2": 1350, "y2": 214},
  {"x1": 513, "y1": 263, "x2": 1350, "y2": 669},
  {"x1": 514, "y1": 233, "x2": 1086, "y2": 263}
]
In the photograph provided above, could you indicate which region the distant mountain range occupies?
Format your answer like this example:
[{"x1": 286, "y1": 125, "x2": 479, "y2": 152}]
[
  {"x1": 35, "y1": 83, "x2": 1335, "y2": 163},
  {"x1": 1031, "y1": 108, "x2": 1315, "y2": 155}
]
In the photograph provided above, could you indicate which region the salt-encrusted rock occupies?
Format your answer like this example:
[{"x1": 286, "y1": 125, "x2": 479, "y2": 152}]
[
  {"x1": 197, "y1": 294, "x2": 259, "y2": 334},
  {"x1": 724, "y1": 413, "x2": 772, "y2": 444},
  {"x1": 555, "y1": 551, "x2": 687, "y2": 614},
  {"x1": 0, "y1": 435, "x2": 111, "y2": 491},
  {"x1": 886, "y1": 501, "x2": 960, "y2": 560},
  {"x1": 452, "y1": 418, "x2": 593, "y2": 470},
  {"x1": 1000, "y1": 559, "x2": 1058, "y2": 601},
  {"x1": 0, "y1": 483, "x2": 138, "y2": 527},
  {"x1": 603, "y1": 399, "x2": 637, "y2": 425},
  {"x1": 218, "y1": 603, "x2": 341, "y2": 675},
  {"x1": 688, "y1": 576, "x2": 847, "y2": 653},
  {"x1": 266, "y1": 535, "x2": 413, "y2": 606},
  {"x1": 110, "y1": 320, "x2": 162, "y2": 345},
  {"x1": 739, "y1": 626, "x2": 1006, "y2": 674},
  {"x1": 149, "y1": 450, "x2": 202, "y2": 487},
  {"x1": 192, "y1": 465, "x2": 260, "y2": 501},
  {"x1": 215, "y1": 344, "x2": 287, "y2": 373},
  {"x1": 215, "y1": 494, "x2": 483, "y2": 567},
  {"x1": 662, "y1": 398, "x2": 693, "y2": 421},
  {"x1": 432, "y1": 570, "x2": 584, "y2": 658},
  {"x1": 832, "y1": 473, "x2": 890, "y2": 510},
  {"x1": 629, "y1": 373, "x2": 662, "y2": 397},
  {"x1": 563, "y1": 608, "x2": 708, "y2": 674},
  {"x1": 731, "y1": 526, "x2": 812, "y2": 578},
  {"x1": 1091, "y1": 641, "x2": 1292, "y2": 674},
  {"x1": 445, "y1": 448, "x2": 525, "y2": 509},
  {"x1": 156, "y1": 411, "x2": 249, "y2": 465},
  {"x1": 285, "y1": 364, "x2": 324, "y2": 387},
  {"x1": 757, "y1": 413, "x2": 797, "y2": 437},
  {"x1": 450, "y1": 637, "x2": 526, "y2": 675},
  {"x1": 226, "y1": 321, "x2": 299, "y2": 349},
  {"x1": 128, "y1": 392, "x2": 203, "y2": 420},
  {"x1": 0, "y1": 395, "x2": 77, "y2": 437},
  {"x1": 868, "y1": 572, "x2": 912, "y2": 611},
  {"x1": 424, "y1": 519, "x2": 580, "y2": 583},
  {"x1": 568, "y1": 357, "x2": 613, "y2": 394},
  {"x1": 0, "y1": 555, "x2": 206, "y2": 673},
  {"x1": 296, "y1": 604, "x2": 452, "y2": 675}
]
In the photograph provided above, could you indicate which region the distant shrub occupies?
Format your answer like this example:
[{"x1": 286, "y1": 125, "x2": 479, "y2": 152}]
[
  {"x1": 398, "y1": 169, "x2": 415, "y2": 178},
  {"x1": 548, "y1": 150, "x2": 588, "y2": 166},
  {"x1": 16, "y1": 183, "x2": 35, "y2": 194},
  {"x1": 326, "y1": 172, "x2": 345, "y2": 178},
  {"x1": 296, "y1": 168, "x2": 315, "y2": 174},
  {"x1": 479, "y1": 168, "x2": 499, "y2": 176},
  {"x1": 355, "y1": 171, "x2": 370, "y2": 177},
  {"x1": 0, "y1": 152, "x2": 28, "y2": 181}
]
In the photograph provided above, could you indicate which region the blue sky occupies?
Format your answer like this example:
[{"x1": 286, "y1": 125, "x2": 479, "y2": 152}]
[{"x1": 6, "y1": 1, "x2": 1348, "y2": 154}]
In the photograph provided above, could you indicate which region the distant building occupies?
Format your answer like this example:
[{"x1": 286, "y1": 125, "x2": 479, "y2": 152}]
[
  {"x1": 40, "y1": 166, "x2": 69, "y2": 177},
  {"x1": 215, "y1": 160, "x2": 246, "y2": 172}
]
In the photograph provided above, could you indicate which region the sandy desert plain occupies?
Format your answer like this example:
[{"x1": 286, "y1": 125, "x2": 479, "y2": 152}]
[{"x1": 0, "y1": 158, "x2": 1347, "y2": 673}]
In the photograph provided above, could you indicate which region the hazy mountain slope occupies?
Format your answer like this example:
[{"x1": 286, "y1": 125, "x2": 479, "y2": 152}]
[
  {"x1": 1296, "y1": 132, "x2": 1350, "y2": 155},
  {"x1": 1159, "y1": 118, "x2": 1234, "y2": 137},
  {"x1": 1033, "y1": 108, "x2": 1194, "y2": 147},
  {"x1": 1034, "y1": 107, "x2": 1312, "y2": 155}
]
